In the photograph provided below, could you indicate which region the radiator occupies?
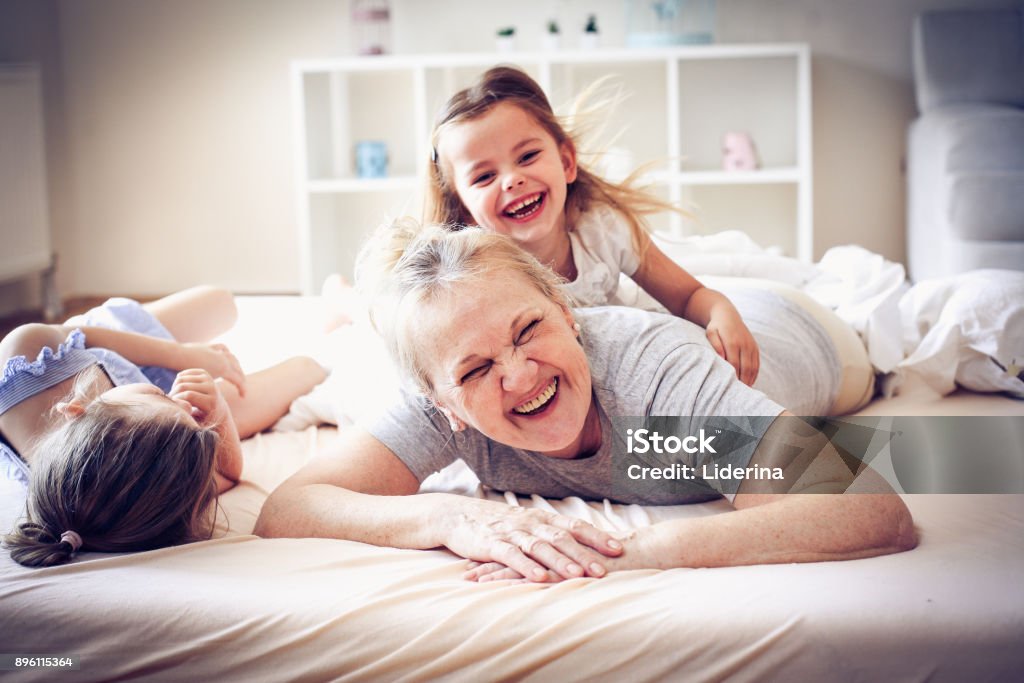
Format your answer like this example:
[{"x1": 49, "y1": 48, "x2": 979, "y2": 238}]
[{"x1": 0, "y1": 63, "x2": 59, "y2": 318}]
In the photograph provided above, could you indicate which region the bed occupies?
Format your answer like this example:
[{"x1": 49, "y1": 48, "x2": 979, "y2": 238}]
[{"x1": 2, "y1": 259, "x2": 1023, "y2": 681}]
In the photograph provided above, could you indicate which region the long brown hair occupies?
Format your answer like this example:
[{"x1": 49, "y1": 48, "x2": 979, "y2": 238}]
[
  {"x1": 426, "y1": 65, "x2": 679, "y2": 255},
  {"x1": 3, "y1": 395, "x2": 220, "y2": 567}
]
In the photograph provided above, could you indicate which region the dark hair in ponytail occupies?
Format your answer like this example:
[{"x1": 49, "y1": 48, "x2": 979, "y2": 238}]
[{"x1": 4, "y1": 399, "x2": 220, "y2": 567}]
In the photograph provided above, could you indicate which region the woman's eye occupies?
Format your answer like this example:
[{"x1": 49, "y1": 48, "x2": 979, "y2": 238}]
[
  {"x1": 461, "y1": 363, "x2": 490, "y2": 383},
  {"x1": 516, "y1": 319, "x2": 540, "y2": 344}
]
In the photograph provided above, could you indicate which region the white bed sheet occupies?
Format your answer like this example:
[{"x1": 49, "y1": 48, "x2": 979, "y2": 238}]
[
  {"x1": 1, "y1": 294, "x2": 1022, "y2": 681},
  {"x1": 1, "y1": 425, "x2": 1021, "y2": 681}
]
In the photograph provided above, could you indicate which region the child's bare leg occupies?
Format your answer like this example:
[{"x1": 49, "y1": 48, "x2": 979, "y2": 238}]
[
  {"x1": 143, "y1": 286, "x2": 238, "y2": 342},
  {"x1": 216, "y1": 356, "x2": 328, "y2": 438}
]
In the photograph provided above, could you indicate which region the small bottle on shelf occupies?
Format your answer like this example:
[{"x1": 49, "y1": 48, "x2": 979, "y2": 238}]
[
  {"x1": 351, "y1": 0, "x2": 392, "y2": 56},
  {"x1": 581, "y1": 14, "x2": 600, "y2": 49}
]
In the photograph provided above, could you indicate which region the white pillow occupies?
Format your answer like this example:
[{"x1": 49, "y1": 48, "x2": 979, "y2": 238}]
[
  {"x1": 652, "y1": 230, "x2": 820, "y2": 288},
  {"x1": 897, "y1": 269, "x2": 1024, "y2": 398}
]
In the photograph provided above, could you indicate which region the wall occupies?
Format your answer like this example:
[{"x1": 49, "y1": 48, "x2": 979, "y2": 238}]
[
  {"x1": 716, "y1": 0, "x2": 1018, "y2": 282},
  {"x1": 52, "y1": 0, "x2": 351, "y2": 298},
  {"x1": 0, "y1": 0, "x2": 1018, "y2": 312},
  {"x1": 0, "y1": 0, "x2": 63, "y2": 315}
]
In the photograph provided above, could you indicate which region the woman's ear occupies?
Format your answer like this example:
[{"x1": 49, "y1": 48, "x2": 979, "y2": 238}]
[
  {"x1": 436, "y1": 405, "x2": 466, "y2": 433},
  {"x1": 560, "y1": 141, "x2": 578, "y2": 184},
  {"x1": 559, "y1": 304, "x2": 577, "y2": 332},
  {"x1": 54, "y1": 400, "x2": 86, "y2": 420},
  {"x1": 558, "y1": 305, "x2": 582, "y2": 341}
]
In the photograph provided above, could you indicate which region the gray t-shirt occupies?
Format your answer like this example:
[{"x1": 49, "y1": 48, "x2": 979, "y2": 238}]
[{"x1": 367, "y1": 301, "x2": 836, "y2": 505}]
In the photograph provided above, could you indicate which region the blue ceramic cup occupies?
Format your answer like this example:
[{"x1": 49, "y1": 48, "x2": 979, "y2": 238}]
[{"x1": 355, "y1": 140, "x2": 389, "y2": 178}]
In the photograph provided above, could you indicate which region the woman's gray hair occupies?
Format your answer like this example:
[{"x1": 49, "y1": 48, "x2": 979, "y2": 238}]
[{"x1": 355, "y1": 218, "x2": 570, "y2": 395}]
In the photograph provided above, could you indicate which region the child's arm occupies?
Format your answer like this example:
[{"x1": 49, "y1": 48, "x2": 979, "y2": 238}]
[
  {"x1": 53, "y1": 324, "x2": 246, "y2": 395},
  {"x1": 631, "y1": 237, "x2": 761, "y2": 386},
  {"x1": 170, "y1": 369, "x2": 243, "y2": 493},
  {"x1": 0, "y1": 323, "x2": 69, "y2": 366}
]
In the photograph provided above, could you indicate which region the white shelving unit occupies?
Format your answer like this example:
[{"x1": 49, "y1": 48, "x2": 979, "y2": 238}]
[{"x1": 292, "y1": 43, "x2": 811, "y2": 293}]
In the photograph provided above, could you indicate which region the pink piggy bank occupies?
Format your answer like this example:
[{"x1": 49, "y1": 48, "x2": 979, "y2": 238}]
[{"x1": 721, "y1": 131, "x2": 761, "y2": 171}]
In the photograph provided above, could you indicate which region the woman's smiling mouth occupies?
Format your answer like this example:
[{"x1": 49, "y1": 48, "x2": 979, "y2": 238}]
[
  {"x1": 512, "y1": 377, "x2": 558, "y2": 415},
  {"x1": 503, "y1": 192, "x2": 545, "y2": 220}
]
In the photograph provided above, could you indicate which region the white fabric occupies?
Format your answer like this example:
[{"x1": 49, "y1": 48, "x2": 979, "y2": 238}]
[
  {"x1": 565, "y1": 204, "x2": 642, "y2": 306},
  {"x1": 653, "y1": 229, "x2": 821, "y2": 288},
  {"x1": 700, "y1": 276, "x2": 876, "y2": 415},
  {"x1": 273, "y1": 321, "x2": 401, "y2": 430},
  {"x1": 1, "y1": 427, "x2": 1022, "y2": 681},
  {"x1": 893, "y1": 269, "x2": 1024, "y2": 398},
  {"x1": 804, "y1": 245, "x2": 909, "y2": 373},
  {"x1": 651, "y1": 231, "x2": 1024, "y2": 400},
  {"x1": 212, "y1": 296, "x2": 402, "y2": 431}
]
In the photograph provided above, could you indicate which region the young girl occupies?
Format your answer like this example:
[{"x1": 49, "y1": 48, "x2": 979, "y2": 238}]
[
  {"x1": 1, "y1": 287, "x2": 327, "y2": 567},
  {"x1": 427, "y1": 66, "x2": 760, "y2": 386}
]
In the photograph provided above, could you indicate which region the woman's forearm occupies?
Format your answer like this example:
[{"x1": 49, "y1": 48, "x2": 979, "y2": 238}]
[
  {"x1": 256, "y1": 478, "x2": 624, "y2": 580},
  {"x1": 619, "y1": 493, "x2": 917, "y2": 570},
  {"x1": 254, "y1": 482, "x2": 450, "y2": 549}
]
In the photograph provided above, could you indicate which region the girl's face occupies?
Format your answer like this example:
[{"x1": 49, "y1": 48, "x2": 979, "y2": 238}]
[
  {"x1": 100, "y1": 383, "x2": 198, "y2": 425},
  {"x1": 411, "y1": 269, "x2": 597, "y2": 457},
  {"x1": 437, "y1": 102, "x2": 578, "y2": 251}
]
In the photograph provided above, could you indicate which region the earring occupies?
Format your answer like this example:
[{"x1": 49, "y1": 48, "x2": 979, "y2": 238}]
[
  {"x1": 439, "y1": 407, "x2": 466, "y2": 433},
  {"x1": 573, "y1": 322, "x2": 581, "y2": 334}
]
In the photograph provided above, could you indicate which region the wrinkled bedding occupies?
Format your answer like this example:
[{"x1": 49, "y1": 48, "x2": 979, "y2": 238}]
[
  {"x1": 654, "y1": 231, "x2": 1024, "y2": 399},
  {"x1": 1, "y1": 426, "x2": 1022, "y2": 681}
]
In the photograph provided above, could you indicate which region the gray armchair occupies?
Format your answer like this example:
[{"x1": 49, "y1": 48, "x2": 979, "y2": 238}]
[{"x1": 907, "y1": 7, "x2": 1024, "y2": 282}]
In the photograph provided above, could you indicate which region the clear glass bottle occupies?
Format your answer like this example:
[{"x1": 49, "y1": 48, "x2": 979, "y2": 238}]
[{"x1": 625, "y1": 0, "x2": 715, "y2": 47}]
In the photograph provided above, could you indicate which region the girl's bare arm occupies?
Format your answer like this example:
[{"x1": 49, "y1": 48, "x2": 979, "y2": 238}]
[{"x1": 631, "y1": 239, "x2": 760, "y2": 385}]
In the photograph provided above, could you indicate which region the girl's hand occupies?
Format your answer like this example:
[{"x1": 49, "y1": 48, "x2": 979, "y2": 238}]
[
  {"x1": 706, "y1": 313, "x2": 760, "y2": 386},
  {"x1": 442, "y1": 500, "x2": 623, "y2": 583},
  {"x1": 170, "y1": 368, "x2": 243, "y2": 489},
  {"x1": 169, "y1": 369, "x2": 232, "y2": 430},
  {"x1": 181, "y1": 343, "x2": 246, "y2": 397}
]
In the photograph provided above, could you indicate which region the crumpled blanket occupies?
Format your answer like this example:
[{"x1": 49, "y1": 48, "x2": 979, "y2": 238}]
[
  {"x1": 653, "y1": 230, "x2": 1023, "y2": 400},
  {"x1": 892, "y1": 269, "x2": 1024, "y2": 398}
]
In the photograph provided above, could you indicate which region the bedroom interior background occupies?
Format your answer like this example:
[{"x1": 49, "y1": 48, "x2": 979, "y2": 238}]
[{"x1": 0, "y1": 0, "x2": 1018, "y2": 319}]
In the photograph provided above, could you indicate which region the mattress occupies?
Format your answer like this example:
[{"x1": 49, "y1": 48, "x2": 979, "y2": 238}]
[{"x1": 1, "y1": 295, "x2": 1022, "y2": 681}]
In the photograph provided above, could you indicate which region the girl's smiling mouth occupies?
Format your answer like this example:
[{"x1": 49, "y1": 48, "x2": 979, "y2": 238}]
[
  {"x1": 512, "y1": 377, "x2": 558, "y2": 416},
  {"x1": 503, "y1": 192, "x2": 545, "y2": 221}
]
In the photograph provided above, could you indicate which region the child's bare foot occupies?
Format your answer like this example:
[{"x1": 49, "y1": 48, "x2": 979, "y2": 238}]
[{"x1": 321, "y1": 274, "x2": 361, "y2": 332}]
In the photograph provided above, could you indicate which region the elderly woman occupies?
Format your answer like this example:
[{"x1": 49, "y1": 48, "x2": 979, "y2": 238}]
[{"x1": 255, "y1": 221, "x2": 916, "y2": 582}]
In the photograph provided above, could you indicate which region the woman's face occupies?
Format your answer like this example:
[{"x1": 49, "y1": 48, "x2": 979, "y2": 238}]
[{"x1": 411, "y1": 269, "x2": 596, "y2": 457}]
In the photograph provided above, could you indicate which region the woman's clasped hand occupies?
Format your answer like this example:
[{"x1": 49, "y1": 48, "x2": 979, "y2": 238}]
[{"x1": 440, "y1": 499, "x2": 622, "y2": 581}]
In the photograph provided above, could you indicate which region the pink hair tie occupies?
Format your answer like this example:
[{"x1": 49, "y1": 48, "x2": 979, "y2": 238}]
[{"x1": 59, "y1": 530, "x2": 83, "y2": 552}]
